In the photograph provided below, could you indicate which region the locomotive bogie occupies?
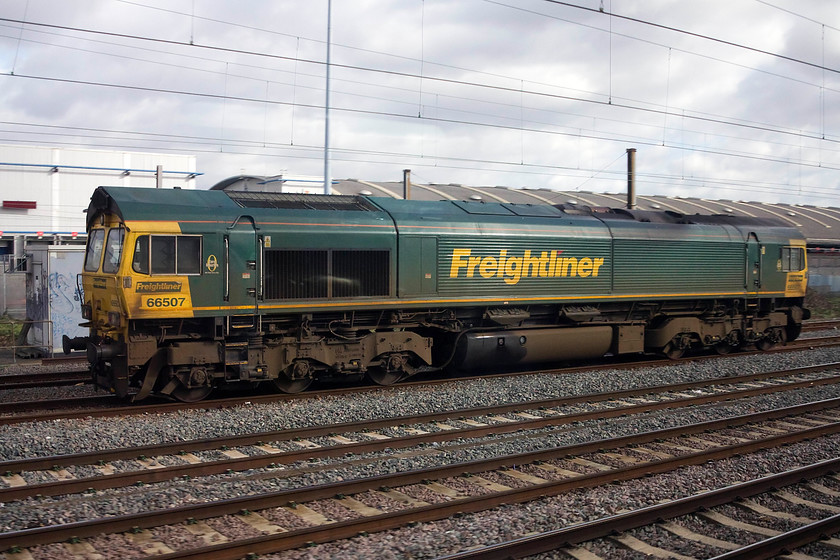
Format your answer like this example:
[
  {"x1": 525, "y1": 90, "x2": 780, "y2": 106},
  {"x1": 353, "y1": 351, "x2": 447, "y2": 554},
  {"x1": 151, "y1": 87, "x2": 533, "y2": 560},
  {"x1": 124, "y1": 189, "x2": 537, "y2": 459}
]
[
  {"x1": 644, "y1": 312, "x2": 789, "y2": 349},
  {"x1": 260, "y1": 330, "x2": 433, "y2": 382},
  {"x1": 73, "y1": 187, "x2": 810, "y2": 402}
]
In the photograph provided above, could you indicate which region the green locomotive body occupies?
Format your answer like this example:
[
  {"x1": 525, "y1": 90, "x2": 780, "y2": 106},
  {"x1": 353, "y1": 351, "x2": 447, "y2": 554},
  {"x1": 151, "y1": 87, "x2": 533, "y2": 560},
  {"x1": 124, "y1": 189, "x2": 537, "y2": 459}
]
[{"x1": 69, "y1": 187, "x2": 809, "y2": 401}]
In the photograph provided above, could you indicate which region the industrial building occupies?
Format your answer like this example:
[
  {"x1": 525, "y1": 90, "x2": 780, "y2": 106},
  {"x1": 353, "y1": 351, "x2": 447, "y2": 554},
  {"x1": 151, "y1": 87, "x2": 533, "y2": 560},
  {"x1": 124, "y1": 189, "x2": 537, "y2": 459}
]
[{"x1": 0, "y1": 145, "x2": 197, "y2": 354}]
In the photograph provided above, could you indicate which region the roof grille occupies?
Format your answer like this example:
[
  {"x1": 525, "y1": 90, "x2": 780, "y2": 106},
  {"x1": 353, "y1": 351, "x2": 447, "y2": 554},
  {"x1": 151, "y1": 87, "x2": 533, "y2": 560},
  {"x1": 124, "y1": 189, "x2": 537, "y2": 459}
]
[{"x1": 226, "y1": 191, "x2": 379, "y2": 212}]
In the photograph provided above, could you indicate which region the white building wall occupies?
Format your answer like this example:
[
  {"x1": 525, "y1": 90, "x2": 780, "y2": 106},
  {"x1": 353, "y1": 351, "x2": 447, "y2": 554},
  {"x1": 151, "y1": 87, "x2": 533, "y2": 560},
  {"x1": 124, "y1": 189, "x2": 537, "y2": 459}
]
[{"x1": 0, "y1": 145, "x2": 198, "y2": 235}]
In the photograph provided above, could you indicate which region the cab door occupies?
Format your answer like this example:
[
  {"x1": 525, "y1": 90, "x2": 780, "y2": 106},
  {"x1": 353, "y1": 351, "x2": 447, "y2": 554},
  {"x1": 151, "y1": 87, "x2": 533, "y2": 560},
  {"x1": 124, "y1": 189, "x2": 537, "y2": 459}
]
[
  {"x1": 746, "y1": 232, "x2": 762, "y2": 292},
  {"x1": 225, "y1": 216, "x2": 260, "y2": 327}
]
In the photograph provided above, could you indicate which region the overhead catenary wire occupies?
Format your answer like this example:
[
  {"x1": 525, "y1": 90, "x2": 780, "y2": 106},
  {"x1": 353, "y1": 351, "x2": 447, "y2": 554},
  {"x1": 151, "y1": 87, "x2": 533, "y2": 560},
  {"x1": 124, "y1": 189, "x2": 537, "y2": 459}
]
[
  {"x1": 539, "y1": 0, "x2": 840, "y2": 75},
  {"x1": 6, "y1": 70, "x2": 838, "y2": 175},
  {"x1": 0, "y1": 16, "x2": 835, "y2": 147},
  {"x1": 4, "y1": 126, "x2": 835, "y2": 202},
  {"x1": 754, "y1": 0, "x2": 840, "y2": 33},
  {"x1": 0, "y1": 4, "x2": 836, "y2": 204},
  {"x1": 4, "y1": 24, "x2": 839, "y2": 159},
  {"x1": 2, "y1": 43, "x2": 837, "y2": 180}
]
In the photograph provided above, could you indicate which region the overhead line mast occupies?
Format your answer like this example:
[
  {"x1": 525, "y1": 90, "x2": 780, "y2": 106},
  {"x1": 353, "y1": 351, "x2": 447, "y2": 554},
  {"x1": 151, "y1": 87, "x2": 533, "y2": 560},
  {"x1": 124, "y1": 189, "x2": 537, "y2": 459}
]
[{"x1": 323, "y1": 0, "x2": 332, "y2": 195}]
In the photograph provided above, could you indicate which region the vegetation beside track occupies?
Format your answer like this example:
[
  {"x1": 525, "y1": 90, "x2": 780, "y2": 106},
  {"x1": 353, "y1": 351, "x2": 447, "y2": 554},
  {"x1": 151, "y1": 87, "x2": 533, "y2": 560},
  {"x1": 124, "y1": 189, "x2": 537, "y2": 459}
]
[
  {"x1": 0, "y1": 315, "x2": 23, "y2": 348},
  {"x1": 805, "y1": 288, "x2": 840, "y2": 319}
]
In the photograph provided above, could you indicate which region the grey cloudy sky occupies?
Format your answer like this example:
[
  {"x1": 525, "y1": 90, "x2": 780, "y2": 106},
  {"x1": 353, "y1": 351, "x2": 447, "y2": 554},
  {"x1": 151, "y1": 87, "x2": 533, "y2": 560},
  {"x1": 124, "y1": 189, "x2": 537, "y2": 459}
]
[{"x1": 1, "y1": 0, "x2": 838, "y2": 205}]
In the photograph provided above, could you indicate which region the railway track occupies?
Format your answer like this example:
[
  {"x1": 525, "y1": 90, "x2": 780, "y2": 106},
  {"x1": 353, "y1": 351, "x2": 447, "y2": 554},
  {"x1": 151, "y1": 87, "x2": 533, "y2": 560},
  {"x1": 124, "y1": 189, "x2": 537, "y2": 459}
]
[
  {"x1": 802, "y1": 318, "x2": 840, "y2": 332},
  {"x1": 1, "y1": 362, "x2": 838, "y2": 502},
  {"x1": 0, "y1": 356, "x2": 839, "y2": 557},
  {"x1": 2, "y1": 396, "x2": 838, "y2": 557},
  {"x1": 0, "y1": 331, "x2": 838, "y2": 397},
  {"x1": 441, "y1": 459, "x2": 840, "y2": 560},
  {"x1": 0, "y1": 370, "x2": 89, "y2": 390},
  {"x1": 3, "y1": 335, "x2": 840, "y2": 421}
]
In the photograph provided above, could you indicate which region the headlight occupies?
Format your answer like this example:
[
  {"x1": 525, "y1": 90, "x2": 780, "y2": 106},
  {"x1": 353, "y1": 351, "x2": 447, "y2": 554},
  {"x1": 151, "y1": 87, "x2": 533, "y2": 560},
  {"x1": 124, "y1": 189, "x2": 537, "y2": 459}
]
[
  {"x1": 107, "y1": 311, "x2": 122, "y2": 328},
  {"x1": 81, "y1": 304, "x2": 92, "y2": 320}
]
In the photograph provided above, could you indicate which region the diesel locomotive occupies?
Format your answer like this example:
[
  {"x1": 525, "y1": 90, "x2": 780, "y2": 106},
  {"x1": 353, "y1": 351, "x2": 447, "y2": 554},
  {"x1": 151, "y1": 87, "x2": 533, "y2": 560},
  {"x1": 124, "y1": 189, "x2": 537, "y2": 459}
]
[{"x1": 66, "y1": 186, "x2": 809, "y2": 402}]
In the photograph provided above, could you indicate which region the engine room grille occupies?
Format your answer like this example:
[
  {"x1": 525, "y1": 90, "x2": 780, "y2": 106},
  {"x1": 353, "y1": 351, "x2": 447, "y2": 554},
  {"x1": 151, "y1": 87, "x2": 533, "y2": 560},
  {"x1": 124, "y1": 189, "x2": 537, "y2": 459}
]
[
  {"x1": 265, "y1": 250, "x2": 328, "y2": 299},
  {"x1": 333, "y1": 250, "x2": 390, "y2": 297},
  {"x1": 226, "y1": 191, "x2": 379, "y2": 212},
  {"x1": 264, "y1": 249, "x2": 390, "y2": 299}
]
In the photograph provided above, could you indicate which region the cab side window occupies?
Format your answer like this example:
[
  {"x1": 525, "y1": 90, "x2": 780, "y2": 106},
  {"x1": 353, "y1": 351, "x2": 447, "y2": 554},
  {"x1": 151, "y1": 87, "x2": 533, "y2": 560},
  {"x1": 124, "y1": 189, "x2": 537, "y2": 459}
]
[
  {"x1": 133, "y1": 235, "x2": 201, "y2": 275},
  {"x1": 151, "y1": 236, "x2": 176, "y2": 275},
  {"x1": 177, "y1": 236, "x2": 202, "y2": 274},
  {"x1": 781, "y1": 247, "x2": 805, "y2": 272},
  {"x1": 133, "y1": 236, "x2": 150, "y2": 274}
]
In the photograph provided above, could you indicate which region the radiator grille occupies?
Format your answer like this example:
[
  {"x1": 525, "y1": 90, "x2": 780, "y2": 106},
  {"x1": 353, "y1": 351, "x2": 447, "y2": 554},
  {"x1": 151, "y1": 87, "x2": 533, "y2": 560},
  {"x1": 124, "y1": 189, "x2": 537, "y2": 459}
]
[
  {"x1": 264, "y1": 250, "x2": 328, "y2": 299},
  {"x1": 333, "y1": 250, "x2": 390, "y2": 297},
  {"x1": 264, "y1": 249, "x2": 390, "y2": 299}
]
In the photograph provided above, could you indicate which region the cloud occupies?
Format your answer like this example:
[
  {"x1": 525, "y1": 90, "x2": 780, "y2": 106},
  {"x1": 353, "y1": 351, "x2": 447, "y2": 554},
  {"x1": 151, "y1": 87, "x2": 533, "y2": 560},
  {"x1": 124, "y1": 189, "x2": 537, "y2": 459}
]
[{"x1": 0, "y1": 0, "x2": 837, "y2": 205}]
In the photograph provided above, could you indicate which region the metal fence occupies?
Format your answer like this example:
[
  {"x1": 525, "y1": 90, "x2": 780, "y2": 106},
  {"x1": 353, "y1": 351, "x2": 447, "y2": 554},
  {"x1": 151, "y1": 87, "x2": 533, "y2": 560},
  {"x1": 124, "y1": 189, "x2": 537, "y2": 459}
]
[{"x1": 0, "y1": 318, "x2": 53, "y2": 364}]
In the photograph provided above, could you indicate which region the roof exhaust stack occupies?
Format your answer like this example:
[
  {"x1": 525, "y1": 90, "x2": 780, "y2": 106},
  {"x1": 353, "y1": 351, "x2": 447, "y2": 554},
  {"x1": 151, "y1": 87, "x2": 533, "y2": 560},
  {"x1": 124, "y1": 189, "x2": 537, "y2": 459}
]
[
  {"x1": 403, "y1": 169, "x2": 411, "y2": 200},
  {"x1": 626, "y1": 148, "x2": 636, "y2": 210}
]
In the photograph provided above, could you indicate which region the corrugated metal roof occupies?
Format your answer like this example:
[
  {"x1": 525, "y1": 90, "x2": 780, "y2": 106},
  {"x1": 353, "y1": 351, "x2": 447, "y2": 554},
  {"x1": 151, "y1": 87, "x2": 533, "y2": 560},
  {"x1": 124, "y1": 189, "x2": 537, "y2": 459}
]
[{"x1": 214, "y1": 176, "x2": 840, "y2": 246}]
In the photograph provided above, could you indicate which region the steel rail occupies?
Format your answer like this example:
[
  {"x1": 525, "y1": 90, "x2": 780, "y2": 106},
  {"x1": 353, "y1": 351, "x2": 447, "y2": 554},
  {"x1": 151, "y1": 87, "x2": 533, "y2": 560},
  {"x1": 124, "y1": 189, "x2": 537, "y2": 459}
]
[
  {"x1": 0, "y1": 370, "x2": 89, "y2": 389},
  {"x1": 709, "y1": 512, "x2": 840, "y2": 560},
  {"x1": 1, "y1": 337, "x2": 838, "y2": 418},
  {"x1": 435, "y1": 458, "x2": 840, "y2": 560},
  {"x1": 1, "y1": 399, "x2": 839, "y2": 553},
  {"x1": 1, "y1": 363, "x2": 837, "y2": 479},
  {"x1": 0, "y1": 394, "x2": 119, "y2": 415},
  {"x1": 2, "y1": 372, "x2": 838, "y2": 502},
  {"x1": 40, "y1": 355, "x2": 86, "y2": 364},
  {"x1": 788, "y1": 334, "x2": 840, "y2": 345},
  {"x1": 802, "y1": 318, "x2": 840, "y2": 331},
  {"x1": 115, "y1": 415, "x2": 840, "y2": 559},
  {"x1": 2, "y1": 353, "x2": 838, "y2": 428}
]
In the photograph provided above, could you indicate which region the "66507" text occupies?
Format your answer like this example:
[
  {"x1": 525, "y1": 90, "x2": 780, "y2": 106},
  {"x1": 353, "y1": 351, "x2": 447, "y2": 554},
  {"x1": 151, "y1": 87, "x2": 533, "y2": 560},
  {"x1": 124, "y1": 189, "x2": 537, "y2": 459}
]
[{"x1": 145, "y1": 297, "x2": 186, "y2": 308}]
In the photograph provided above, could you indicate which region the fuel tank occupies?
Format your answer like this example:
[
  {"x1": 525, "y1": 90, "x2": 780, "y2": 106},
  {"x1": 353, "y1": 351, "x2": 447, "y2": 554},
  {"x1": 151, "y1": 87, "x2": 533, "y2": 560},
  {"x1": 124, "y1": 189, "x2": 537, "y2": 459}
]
[{"x1": 451, "y1": 326, "x2": 614, "y2": 370}]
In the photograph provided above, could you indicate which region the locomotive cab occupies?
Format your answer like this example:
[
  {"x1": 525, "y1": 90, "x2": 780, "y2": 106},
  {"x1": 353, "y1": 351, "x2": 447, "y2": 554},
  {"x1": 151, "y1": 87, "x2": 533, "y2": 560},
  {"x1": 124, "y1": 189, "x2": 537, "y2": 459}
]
[
  {"x1": 71, "y1": 212, "x2": 132, "y2": 397},
  {"x1": 71, "y1": 189, "x2": 224, "y2": 402}
]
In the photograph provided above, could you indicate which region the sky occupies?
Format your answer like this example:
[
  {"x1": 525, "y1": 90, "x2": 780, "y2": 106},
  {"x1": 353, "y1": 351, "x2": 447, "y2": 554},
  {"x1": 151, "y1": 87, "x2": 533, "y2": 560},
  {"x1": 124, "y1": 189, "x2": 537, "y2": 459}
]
[{"x1": 0, "y1": 0, "x2": 839, "y2": 206}]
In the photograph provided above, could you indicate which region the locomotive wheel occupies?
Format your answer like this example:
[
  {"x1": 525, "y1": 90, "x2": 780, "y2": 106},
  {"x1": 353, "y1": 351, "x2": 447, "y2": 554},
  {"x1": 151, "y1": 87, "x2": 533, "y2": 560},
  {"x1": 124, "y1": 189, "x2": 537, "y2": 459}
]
[
  {"x1": 714, "y1": 330, "x2": 741, "y2": 355},
  {"x1": 662, "y1": 341, "x2": 686, "y2": 360},
  {"x1": 367, "y1": 367, "x2": 405, "y2": 386},
  {"x1": 756, "y1": 328, "x2": 786, "y2": 351},
  {"x1": 171, "y1": 385, "x2": 214, "y2": 403},
  {"x1": 159, "y1": 366, "x2": 214, "y2": 403},
  {"x1": 271, "y1": 375, "x2": 312, "y2": 394},
  {"x1": 367, "y1": 353, "x2": 411, "y2": 386},
  {"x1": 755, "y1": 338, "x2": 775, "y2": 351},
  {"x1": 714, "y1": 342, "x2": 735, "y2": 355},
  {"x1": 271, "y1": 360, "x2": 313, "y2": 394}
]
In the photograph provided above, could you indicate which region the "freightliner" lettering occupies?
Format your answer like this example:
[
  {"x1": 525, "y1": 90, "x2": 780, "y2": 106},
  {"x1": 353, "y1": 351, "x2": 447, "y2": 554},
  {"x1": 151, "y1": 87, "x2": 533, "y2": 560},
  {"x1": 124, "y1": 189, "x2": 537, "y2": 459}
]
[{"x1": 449, "y1": 249, "x2": 605, "y2": 285}]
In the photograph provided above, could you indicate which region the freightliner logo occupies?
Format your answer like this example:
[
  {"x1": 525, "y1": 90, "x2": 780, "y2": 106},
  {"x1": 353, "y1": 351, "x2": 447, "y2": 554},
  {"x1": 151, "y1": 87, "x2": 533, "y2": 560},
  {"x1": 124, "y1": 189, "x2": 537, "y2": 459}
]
[
  {"x1": 449, "y1": 249, "x2": 606, "y2": 285},
  {"x1": 136, "y1": 281, "x2": 182, "y2": 293}
]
